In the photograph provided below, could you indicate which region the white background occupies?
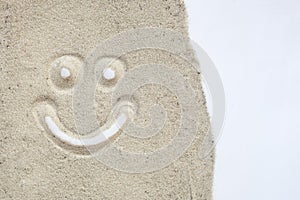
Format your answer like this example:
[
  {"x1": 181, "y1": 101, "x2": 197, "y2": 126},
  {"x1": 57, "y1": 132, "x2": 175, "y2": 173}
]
[{"x1": 186, "y1": 0, "x2": 300, "y2": 199}]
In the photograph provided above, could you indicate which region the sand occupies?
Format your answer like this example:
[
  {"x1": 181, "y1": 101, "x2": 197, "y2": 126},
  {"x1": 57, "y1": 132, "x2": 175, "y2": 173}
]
[{"x1": 0, "y1": 0, "x2": 214, "y2": 199}]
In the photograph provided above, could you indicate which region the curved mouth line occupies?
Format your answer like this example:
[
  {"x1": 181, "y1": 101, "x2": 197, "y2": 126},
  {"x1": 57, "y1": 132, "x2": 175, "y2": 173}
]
[{"x1": 34, "y1": 102, "x2": 129, "y2": 147}]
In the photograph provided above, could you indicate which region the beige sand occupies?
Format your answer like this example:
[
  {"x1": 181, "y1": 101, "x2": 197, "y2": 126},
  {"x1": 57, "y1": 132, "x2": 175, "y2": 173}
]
[{"x1": 0, "y1": 0, "x2": 214, "y2": 199}]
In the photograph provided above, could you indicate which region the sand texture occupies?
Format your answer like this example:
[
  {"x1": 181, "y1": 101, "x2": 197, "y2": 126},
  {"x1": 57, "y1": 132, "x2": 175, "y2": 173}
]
[{"x1": 0, "y1": 0, "x2": 214, "y2": 199}]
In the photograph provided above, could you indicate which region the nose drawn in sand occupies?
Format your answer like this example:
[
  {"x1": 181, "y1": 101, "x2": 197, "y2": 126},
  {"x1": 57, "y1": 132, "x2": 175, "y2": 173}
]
[{"x1": 33, "y1": 55, "x2": 136, "y2": 150}]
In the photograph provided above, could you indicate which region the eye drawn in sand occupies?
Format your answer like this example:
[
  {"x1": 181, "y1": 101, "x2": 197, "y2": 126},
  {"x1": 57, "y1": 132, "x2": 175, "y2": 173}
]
[
  {"x1": 48, "y1": 55, "x2": 80, "y2": 90},
  {"x1": 33, "y1": 55, "x2": 135, "y2": 154}
]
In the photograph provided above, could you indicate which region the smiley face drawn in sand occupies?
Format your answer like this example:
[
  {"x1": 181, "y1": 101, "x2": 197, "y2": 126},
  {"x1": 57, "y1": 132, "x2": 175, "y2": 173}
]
[
  {"x1": 33, "y1": 28, "x2": 224, "y2": 173},
  {"x1": 33, "y1": 55, "x2": 136, "y2": 154}
]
